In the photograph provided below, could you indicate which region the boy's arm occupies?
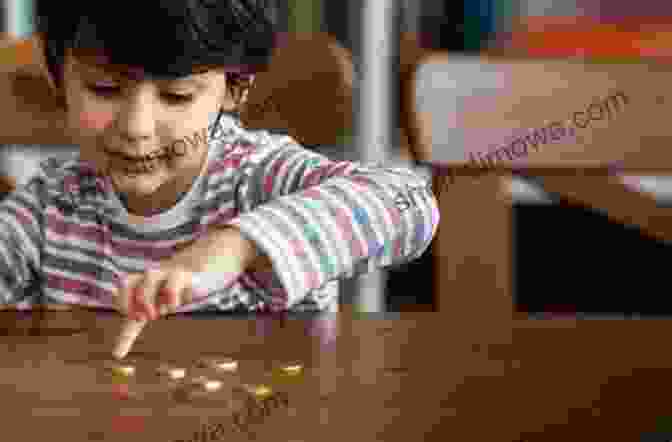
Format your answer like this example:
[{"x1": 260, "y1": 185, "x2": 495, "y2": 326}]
[
  {"x1": 0, "y1": 178, "x2": 45, "y2": 307},
  {"x1": 210, "y1": 134, "x2": 440, "y2": 310}
]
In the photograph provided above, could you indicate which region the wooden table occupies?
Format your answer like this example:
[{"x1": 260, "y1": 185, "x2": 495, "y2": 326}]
[{"x1": 1, "y1": 307, "x2": 672, "y2": 441}]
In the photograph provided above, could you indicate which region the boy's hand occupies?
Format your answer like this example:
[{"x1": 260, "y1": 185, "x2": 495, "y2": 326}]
[
  {"x1": 111, "y1": 265, "x2": 206, "y2": 360},
  {"x1": 114, "y1": 266, "x2": 205, "y2": 321},
  {"x1": 110, "y1": 226, "x2": 266, "y2": 359}
]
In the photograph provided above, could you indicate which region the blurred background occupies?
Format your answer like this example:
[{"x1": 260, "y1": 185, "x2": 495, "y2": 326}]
[{"x1": 3, "y1": 0, "x2": 672, "y2": 316}]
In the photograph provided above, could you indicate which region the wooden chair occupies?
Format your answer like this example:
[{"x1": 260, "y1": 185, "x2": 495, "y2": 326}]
[
  {"x1": 496, "y1": 20, "x2": 672, "y2": 244},
  {"x1": 398, "y1": 45, "x2": 511, "y2": 319},
  {"x1": 401, "y1": 28, "x2": 672, "y2": 317},
  {"x1": 0, "y1": 32, "x2": 362, "y2": 192},
  {"x1": 239, "y1": 32, "x2": 356, "y2": 148}
]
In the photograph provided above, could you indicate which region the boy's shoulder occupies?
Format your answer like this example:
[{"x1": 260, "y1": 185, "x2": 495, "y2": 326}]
[
  {"x1": 28, "y1": 154, "x2": 107, "y2": 204},
  {"x1": 214, "y1": 126, "x2": 299, "y2": 154},
  {"x1": 4, "y1": 153, "x2": 104, "y2": 210},
  {"x1": 208, "y1": 126, "x2": 301, "y2": 168},
  {"x1": 35, "y1": 154, "x2": 104, "y2": 192},
  {"x1": 38, "y1": 154, "x2": 87, "y2": 180}
]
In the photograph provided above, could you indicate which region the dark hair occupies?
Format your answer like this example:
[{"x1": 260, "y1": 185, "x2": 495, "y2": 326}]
[{"x1": 35, "y1": 0, "x2": 278, "y2": 95}]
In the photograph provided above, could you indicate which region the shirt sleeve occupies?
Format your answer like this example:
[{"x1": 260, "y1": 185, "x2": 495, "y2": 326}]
[
  {"x1": 0, "y1": 177, "x2": 46, "y2": 307},
  {"x1": 223, "y1": 134, "x2": 440, "y2": 310}
]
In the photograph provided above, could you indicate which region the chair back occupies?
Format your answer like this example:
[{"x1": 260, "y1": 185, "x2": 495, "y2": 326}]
[{"x1": 401, "y1": 38, "x2": 672, "y2": 313}]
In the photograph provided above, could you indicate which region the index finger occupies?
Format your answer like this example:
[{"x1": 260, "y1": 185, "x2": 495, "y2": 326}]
[
  {"x1": 113, "y1": 319, "x2": 147, "y2": 360},
  {"x1": 112, "y1": 273, "x2": 158, "y2": 359}
]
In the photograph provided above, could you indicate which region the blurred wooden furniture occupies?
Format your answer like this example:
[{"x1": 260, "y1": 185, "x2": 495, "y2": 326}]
[
  {"x1": 240, "y1": 32, "x2": 355, "y2": 149},
  {"x1": 497, "y1": 19, "x2": 672, "y2": 245},
  {"x1": 401, "y1": 25, "x2": 672, "y2": 315},
  {"x1": 0, "y1": 37, "x2": 73, "y2": 147},
  {"x1": 400, "y1": 49, "x2": 513, "y2": 318},
  {"x1": 399, "y1": 32, "x2": 431, "y2": 157}
]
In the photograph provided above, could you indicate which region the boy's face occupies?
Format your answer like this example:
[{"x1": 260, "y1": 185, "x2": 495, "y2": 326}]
[{"x1": 60, "y1": 50, "x2": 231, "y2": 213}]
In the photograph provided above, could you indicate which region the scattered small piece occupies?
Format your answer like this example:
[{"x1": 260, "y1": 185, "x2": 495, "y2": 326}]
[
  {"x1": 189, "y1": 376, "x2": 223, "y2": 392},
  {"x1": 156, "y1": 365, "x2": 186, "y2": 380},
  {"x1": 108, "y1": 364, "x2": 135, "y2": 377},
  {"x1": 197, "y1": 357, "x2": 238, "y2": 373},
  {"x1": 174, "y1": 377, "x2": 224, "y2": 402},
  {"x1": 280, "y1": 364, "x2": 303, "y2": 376},
  {"x1": 203, "y1": 380, "x2": 223, "y2": 392},
  {"x1": 243, "y1": 384, "x2": 272, "y2": 399}
]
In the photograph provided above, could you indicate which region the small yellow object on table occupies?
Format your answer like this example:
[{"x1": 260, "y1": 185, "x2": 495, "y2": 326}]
[
  {"x1": 243, "y1": 384, "x2": 273, "y2": 399},
  {"x1": 106, "y1": 363, "x2": 136, "y2": 384},
  {"x1": 268, "y1": 363, "x2": 304, "y2": 389},
  {"x1": 109, "y1": 364, "x2": 136, "y2": 377},
  {"x1": 280, "y1": 364, "x2": 303, "y2": 376}
]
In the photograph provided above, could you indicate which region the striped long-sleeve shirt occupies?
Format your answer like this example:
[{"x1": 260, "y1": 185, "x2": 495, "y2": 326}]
[{"x1": 0, "y1": 120, "x2": 440, "y2": 312}]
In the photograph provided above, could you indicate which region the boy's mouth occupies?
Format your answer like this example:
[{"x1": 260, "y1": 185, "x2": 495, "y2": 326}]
[{"x1": 104, "y1": 148, "x2": 167, "y2": 174}]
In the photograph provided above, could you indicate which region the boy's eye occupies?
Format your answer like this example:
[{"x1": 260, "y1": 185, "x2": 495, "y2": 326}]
[
  {"x1": 161, "y1": 93, "x2": 195, "y2": 104},
  {"x1": 85, "y1": 84, "x2": 194, "y2": 104},
  {"x1": 87, "y1": 84, "x2": 121, "y2": 96}
]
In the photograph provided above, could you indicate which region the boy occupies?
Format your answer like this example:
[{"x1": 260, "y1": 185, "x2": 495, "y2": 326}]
[{"x1": 0, "y1": 0, "x2": 439, "y2": 356}]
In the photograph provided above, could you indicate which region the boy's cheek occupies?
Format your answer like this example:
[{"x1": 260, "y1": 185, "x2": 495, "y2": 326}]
[{"x1": 79, "y1": 110, "x2": 115, "y2": 131}]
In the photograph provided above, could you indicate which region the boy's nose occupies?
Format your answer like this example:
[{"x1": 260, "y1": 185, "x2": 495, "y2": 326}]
[
  {"x1": 118, "y1": 130, "x2": 153, "y2": 148},
  {"x1": 115, "y1": 95, "x2": 157, "y2": 145}
]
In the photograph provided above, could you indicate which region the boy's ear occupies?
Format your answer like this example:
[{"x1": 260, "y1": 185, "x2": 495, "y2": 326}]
[
  {"x1": 238, "y1": 75, "x2": 254, "y2": 105},
  {"x1": 227, "y1": 74, "x2": 255, "y2": 110},
  {"x1": 33, "y1": 35, "x2": 59, "y2": 93},
  {"x1": 33, "y1": 35, "x2": 68, "y2": 110}
]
